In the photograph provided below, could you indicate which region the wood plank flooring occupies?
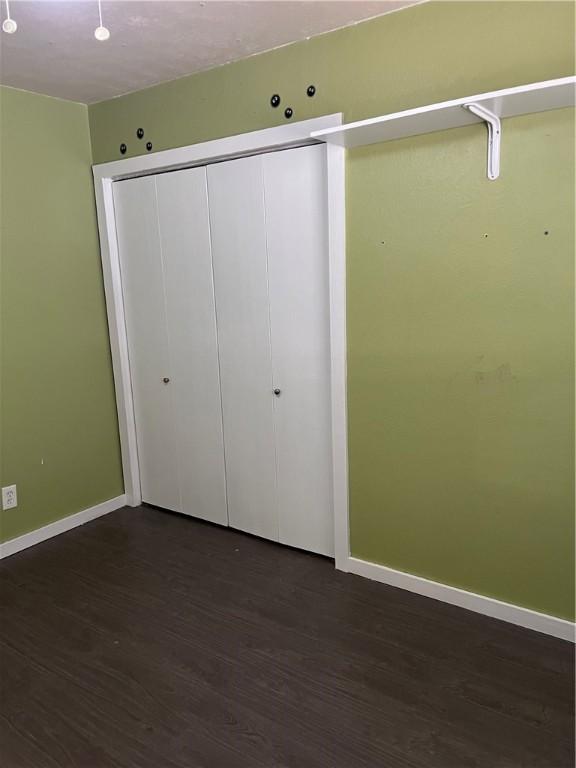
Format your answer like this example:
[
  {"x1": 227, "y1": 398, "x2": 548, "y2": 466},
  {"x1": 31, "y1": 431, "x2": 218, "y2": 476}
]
[{"x1": 0, "y1": 505, "x2": 574, "y2": 768}]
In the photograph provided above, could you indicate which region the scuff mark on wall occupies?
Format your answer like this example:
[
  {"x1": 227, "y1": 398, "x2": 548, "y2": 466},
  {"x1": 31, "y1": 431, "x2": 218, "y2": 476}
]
[{"x1": 474, "y1": 362, "x2": 518, "y2": 385}]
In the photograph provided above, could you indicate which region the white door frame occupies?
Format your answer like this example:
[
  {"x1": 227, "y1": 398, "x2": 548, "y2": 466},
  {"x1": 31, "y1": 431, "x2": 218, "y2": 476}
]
[{"x1": 92, "y1": 114, "x2": 349, "y2": 569}]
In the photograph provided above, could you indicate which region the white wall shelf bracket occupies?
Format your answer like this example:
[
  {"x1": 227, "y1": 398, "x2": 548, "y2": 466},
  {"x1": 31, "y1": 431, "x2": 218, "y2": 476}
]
[
  {"x1": 463, "y1": 102, "x2": 501, "y2": 180},
  {"x1": 311, "y1": 77, "x2": 575, "y2": 183}
]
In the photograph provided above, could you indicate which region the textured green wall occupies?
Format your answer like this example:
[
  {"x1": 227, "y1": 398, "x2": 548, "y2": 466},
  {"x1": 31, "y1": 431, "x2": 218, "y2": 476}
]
[
  {"x1": 86, "y1": 0, "x2": 574, "y2": 620},
  {"x1": 348, "y1": 110, "x2": 574, "y2": 621},
  {"x1": 0, "y1": 86, "x2": 124, "y2": 542}
]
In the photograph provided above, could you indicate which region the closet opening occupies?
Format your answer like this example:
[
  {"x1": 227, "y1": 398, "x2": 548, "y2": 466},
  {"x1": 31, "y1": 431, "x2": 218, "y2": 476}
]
[{"x1": 93, "y1": 116, "x2": 349, "y2": 568}]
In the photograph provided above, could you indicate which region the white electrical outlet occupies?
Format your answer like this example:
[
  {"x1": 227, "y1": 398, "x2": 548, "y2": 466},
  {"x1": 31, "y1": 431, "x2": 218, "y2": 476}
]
[{"x1": 2, "y1": 485, "x2": 17, "y2": 510}]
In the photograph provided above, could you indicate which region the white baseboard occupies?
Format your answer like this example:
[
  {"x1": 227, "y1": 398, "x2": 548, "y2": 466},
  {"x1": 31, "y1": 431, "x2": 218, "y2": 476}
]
[
  {"x1": 2, "y1": 499, "x2": 572, "y2": 641},
  {"x1": 0, "y1": 495, "x2": 126, "y2": 560},
  {"x1": 344, "y1": 556, "x2": 575, "y2": 643}
]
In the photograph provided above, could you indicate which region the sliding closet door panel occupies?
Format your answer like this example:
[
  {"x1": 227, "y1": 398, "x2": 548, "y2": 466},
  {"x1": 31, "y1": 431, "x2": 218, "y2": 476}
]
[
  {"x1": 155, "y1": 169, "x2": 228, "y2": 526},
  {"x1": 207, "y1": 156, "x2": 278, "y2": 541},
  {"x1": 264, "y1": 146, "x2": 333, "y2": 556},
  {"x1": 113, "y1": 177, "x2": 180, "y2": 511}
]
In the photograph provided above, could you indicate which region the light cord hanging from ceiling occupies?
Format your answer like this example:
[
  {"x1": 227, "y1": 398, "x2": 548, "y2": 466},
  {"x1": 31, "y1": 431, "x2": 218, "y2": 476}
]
[
  {"x1": 2, "y1": 0, "x2": 17, "y2": 34},
  {"x1": 2, "y1": 0, "x2": 112, "y2": 39},
  {"x1": 94, "y1": 0, "x2": 110, "y2": 41}
]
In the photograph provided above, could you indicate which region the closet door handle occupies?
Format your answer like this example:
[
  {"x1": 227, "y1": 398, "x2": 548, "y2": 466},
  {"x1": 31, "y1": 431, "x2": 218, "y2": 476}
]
[
  {"x1": 162, "y1": 377, "x2": 170, "y2": 384},
  {"x1": 273, "y1": 388, "x2": 281, "y2": 396}
]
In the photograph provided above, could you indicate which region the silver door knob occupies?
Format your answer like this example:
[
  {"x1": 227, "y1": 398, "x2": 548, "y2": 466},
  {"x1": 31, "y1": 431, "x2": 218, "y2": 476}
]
[
  {"x1": 273, "y1": 388, "x2": 281, "y2": 396},
  {"x1": 162, "y1": 377, "x2": 170, "y2": 384}
]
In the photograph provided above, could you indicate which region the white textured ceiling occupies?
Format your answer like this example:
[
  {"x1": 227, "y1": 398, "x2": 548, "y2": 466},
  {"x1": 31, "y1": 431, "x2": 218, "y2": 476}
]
[{"x1": 0, "y1": 0, "x2": 420, "y2": 104}]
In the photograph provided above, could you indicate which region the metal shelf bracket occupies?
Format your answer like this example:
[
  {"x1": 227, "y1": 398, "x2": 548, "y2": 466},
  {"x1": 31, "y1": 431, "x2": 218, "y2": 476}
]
[{"x1": 463, "y1": 102, "x2": 501, "y2": 181}]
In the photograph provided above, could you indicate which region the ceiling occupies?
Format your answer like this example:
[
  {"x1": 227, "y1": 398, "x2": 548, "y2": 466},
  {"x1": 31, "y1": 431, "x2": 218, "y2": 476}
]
[{"x1": 0, "y1": 0, "x2": 420, "y2": 104}]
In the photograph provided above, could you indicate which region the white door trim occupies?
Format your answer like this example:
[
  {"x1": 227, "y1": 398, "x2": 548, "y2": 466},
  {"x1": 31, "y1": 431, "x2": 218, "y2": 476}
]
[{"x1": 92, "y1": 114, "x2": 349, "y2": 567}]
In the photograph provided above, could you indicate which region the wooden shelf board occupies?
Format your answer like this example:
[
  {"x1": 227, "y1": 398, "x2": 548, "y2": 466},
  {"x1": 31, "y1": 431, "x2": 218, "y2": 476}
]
[{"x1": 311, "y1": 77, "x2": 576, "y2": 148}]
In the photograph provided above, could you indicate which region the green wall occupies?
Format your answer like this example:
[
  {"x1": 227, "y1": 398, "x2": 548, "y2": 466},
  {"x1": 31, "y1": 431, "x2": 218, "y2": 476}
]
[
  {"x1": 0, "y1": 86, "x2": 124, "y2": 542},
  {"x1": 88, "y1": 1, "x2": 575, "y2": 619},
  {"x1": 347, "y1": 110, "x2": 574, "y2": 620}
]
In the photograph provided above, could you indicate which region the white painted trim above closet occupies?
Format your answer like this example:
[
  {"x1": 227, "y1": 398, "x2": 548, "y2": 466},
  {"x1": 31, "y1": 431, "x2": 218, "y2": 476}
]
[
  {"x1": 93, "y1": 115, "x2": 343, "y2": 181},
  {"x1": 92, "y1": 114, "x2": 349, "y2": 568}
]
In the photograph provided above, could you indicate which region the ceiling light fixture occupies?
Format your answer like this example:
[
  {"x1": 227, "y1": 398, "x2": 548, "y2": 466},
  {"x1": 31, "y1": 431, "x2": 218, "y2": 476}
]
[
  {"x1": 94, "y1": 0, "x2": 110, "y2": 41},
  {"x1": 2, "y1": 0, "x2": 17, "y2": 34}
]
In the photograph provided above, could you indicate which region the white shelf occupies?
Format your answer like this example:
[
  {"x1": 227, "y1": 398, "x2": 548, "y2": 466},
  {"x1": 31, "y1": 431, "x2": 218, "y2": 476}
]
[{"x1": 311, "y1": 77, "x2": 576, "y2": 150}]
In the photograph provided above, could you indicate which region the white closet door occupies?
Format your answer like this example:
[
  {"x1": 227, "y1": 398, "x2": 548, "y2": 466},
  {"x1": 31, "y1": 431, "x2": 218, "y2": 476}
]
[
  {"x1": 113, "y1": 177, "x2": 180, "y2": 511},
  {"x1": 207, "y1": 156, "x2": 279, "y2": 541},
  {"x1": 264, "y1": 146, "x2": 334, "y2": 556},
  {"x1": 155, "y1": 168, "x2": 228, "y2": 526}
]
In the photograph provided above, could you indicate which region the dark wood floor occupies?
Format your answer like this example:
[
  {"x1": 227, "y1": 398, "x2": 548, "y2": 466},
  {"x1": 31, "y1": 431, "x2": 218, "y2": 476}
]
[{"x1": 0, "y1": 506, "x2": 574, "y2": 768}]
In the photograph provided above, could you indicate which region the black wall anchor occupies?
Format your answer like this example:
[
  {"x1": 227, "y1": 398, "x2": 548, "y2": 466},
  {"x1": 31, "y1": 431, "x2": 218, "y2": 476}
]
[
  {"x1": 137, "y1": 128, "x2": 144, "y2": 139},
  {"x1": 120, "y1": 143, "x2": 127, "y2": 154},
  {"x1": 307, "y1": 85, "x2": 316, "y2": 97},
  {"x1": 284, "y1": 107, "x2": 293, "y2": 119},
  {"x1": 270, "y1": 94, "x2": 281, "y2": 108},
  {"x1": 146, "y1": 142, "x2": 153, "y2": 152}
]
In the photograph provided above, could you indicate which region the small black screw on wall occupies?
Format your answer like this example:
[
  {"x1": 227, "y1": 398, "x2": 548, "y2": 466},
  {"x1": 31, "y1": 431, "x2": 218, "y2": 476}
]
[
  {"x1": 146, "y1": 142, "x2": 153, "y2": 152},
  {"x1": 137, "y1": 128, "x2": 144, "y2": 139},
  {"x1": 306, "y1": 85, "x2": 316, "y2": 98},
  {"x1": 120, "y1": 143, "x2": 127, "y2": 155},
  {"x1": 284, "y1": 107, "x2": 293, "y2": 119},
  {"x1": 270, "y1": 94, "x2": 281, "y2": 108}
]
